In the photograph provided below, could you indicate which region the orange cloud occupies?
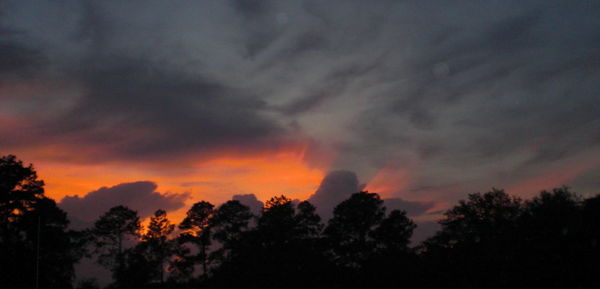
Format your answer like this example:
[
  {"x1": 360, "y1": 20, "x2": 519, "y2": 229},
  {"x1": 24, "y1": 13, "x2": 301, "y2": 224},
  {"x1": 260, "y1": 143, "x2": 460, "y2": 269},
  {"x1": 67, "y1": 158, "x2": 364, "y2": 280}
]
[
  {"x1": 22, "y1": 145, "x2": 324, "y2": 224},
  {"x1": 364, "y1": 163, "x2": 414, "y2": 199}
]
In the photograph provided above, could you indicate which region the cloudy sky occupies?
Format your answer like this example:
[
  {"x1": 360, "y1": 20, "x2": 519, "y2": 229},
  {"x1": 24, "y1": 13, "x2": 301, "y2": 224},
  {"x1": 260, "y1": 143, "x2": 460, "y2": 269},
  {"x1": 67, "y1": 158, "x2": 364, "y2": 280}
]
[{"x1": 1, "y1": 0, "x2": 599, "y2": 227}]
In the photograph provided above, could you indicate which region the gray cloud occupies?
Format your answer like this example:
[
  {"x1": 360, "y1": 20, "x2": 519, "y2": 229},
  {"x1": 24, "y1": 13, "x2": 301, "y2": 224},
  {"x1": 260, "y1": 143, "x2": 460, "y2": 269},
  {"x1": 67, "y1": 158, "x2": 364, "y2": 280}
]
[
  {"x1": 54, "y1": 55, "x2": 288, "y2": 162},
  {"x1": 232, "y1": 194, "x2": 264, "y2": 215},
  {"x1": 320, "y1": 1, "x2": 600, "y2": 199},
  {"x1": 0, "y1": 39, "x2": 42, "y2": 77},
  {"x1": 308, "y1": 170, "x2": 435, "y2": 219},
  {"x1": 0, "y1": 0, "x2": 599, "y2": 203},
  {"x1": 307, "y1": 170, "x2": 363, "y2": 218},
  {"x1": 0, "y1": 18, "x2": 45, "y2": 78},
  {"x1": 59, "y1": 181, "x2": 189, "y2": 227},
  {"x1": 0, "y1": 0, "x2": 299, "y2": 164}
]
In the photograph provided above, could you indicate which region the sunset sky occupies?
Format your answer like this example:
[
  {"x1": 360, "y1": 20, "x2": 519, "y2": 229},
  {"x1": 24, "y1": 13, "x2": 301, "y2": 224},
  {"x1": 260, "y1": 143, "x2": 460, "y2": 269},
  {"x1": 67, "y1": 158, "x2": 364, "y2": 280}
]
[{"x1": 1, "y1": 0, "x2": 600, "y2": 228}]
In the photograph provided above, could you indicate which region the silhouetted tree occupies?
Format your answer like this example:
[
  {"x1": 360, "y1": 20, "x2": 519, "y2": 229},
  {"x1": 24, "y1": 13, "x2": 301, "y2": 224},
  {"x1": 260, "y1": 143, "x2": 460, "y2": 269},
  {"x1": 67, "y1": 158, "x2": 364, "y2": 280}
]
[
  {"x1": 8, "y1": 153, "x2": 600, "y2": 289},
  {"x1": 141, "y1": 209, "x2": 176, "y2": 284},
  {"x1": 257, "y1": 195, "x2": 297, "y2": 244},
  {"x1": 419, "y1": 188, "x2": 600, "y2": 289},
  {"x1": 325, "y1": 191, "x2": 386, "y2": 268},
  {"x1": 0, "y1": 155, "x2": 44, "y2": 220},
  {"x1": 111, "y1": 244, "x2": 157, "y2": 289},
  {"x1": 167, "y1": 246, "x2": 195, "y2": 285},
  {"x1": 516, "y1": 187, "x2": 584, "y2": 288},
  {"x1": 208, "y1": 196, "x2": 332, "y2": 289},
  {"x1": 372, "y1": 209, "x2": 416, "y2": 253},
  {"x1": 580, "y1": 194, "x2": 600, "y2": 286},
  {"x1": 0, "y1": 155, "x2": 77, "y2": 289},
  {"x1": 428, "y1": 188, "x2": 522, "y2": 247},
  {"x1": 367, "y1": 209, "x2": 419, "y2": 287},
  {"x1": 421, "y1": 189, "x2": 523, "y2": 289},
  {"x1": 92, "y1": 205, "x2": 141, "y2": 286},
  {"x1": 210, "y1": 200, "x2": 253, "y2": 264},
  {"x1": 324, "y1": 191, "x2": 420, "y2": 288},
  {"x1": 295, "y1": 200, "x2": 323, "y2": 238},
  {"x1": 179, "y1": 201, "x2": 214, "y2": 278}
]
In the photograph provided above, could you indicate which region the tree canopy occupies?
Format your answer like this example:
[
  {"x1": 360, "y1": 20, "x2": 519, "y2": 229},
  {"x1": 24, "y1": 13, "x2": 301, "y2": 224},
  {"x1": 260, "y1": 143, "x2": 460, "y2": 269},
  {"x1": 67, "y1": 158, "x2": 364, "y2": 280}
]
[
  {"x1": 0, "y1": 155, "x2": 77, "y2": 289},
  {"x1": 3, "y1": 154, "x2": 600, "y2": 289}
]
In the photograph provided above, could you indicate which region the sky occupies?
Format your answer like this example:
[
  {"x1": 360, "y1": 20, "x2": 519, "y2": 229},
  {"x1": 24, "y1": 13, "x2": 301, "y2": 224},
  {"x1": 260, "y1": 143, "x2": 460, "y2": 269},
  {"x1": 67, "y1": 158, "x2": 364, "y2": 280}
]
[{"x1": 1, "y1": 0, "x2": 600, "y2": 232}]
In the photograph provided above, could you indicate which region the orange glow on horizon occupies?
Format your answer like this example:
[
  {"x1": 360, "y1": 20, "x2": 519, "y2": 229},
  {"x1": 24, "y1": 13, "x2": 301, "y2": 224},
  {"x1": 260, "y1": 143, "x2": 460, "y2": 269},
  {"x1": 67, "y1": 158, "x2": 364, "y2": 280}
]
[
  {"x1": 26, "y1": 147, "x2": 325, "y2": 224},
  {"x1": 0, "y1": 135, "x2": 331, "y2": 226}
]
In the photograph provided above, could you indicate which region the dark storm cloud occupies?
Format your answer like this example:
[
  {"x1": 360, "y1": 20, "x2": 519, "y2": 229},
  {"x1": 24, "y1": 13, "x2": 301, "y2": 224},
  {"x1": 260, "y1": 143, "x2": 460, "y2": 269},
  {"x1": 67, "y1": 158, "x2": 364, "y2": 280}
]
[
  {"x1": 0, "y1": 21, "x2": 45, "y2": 77},
  {"x1": 59, "y1": 181, "x2": 189, "y2": 226},
  {"x1": 0, "y1": 38, "x2": 43, "y2": 76},
  {"x1": 0, "y1": 0, "x2": 298, "y2": 163},
  {"x1": 55, "y1": 55, "x2": 285, "y2": 161}
]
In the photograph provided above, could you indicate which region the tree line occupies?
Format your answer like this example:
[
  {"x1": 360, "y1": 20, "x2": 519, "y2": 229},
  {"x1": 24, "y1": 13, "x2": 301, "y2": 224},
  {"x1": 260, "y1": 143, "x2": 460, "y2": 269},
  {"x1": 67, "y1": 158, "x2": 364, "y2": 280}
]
[{"x1": 1, "y1": 155, "x2": 599, "y2": 289}]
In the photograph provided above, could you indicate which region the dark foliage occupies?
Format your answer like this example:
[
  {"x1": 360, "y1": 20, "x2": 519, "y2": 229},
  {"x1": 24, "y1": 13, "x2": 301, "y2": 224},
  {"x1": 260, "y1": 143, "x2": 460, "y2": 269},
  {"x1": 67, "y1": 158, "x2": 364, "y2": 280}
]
[
  {"x1": 178, "y1": 200, "x2": 215, "y2": 279},
  {"x1": 92, "y1": 206, "x2": 141, "y2": 266},
  {"x1": 141, "y1": 209, "x2": 177, "y2": 284},
  {"x1": 207, "y1": 196, "x2": 333, "y2": 289},
  {"x1": 0, "y1": 155, "x2": 78, "y2": 289},
  {"x1": 3, "y1": 154, "x2": 600, "y2": 289},
  {"x1": 324, "y1": 191, "x2": 417, "y2": 288},
  {"x1": 421, "y1": 187, "x2": 600, "y2": 289}
]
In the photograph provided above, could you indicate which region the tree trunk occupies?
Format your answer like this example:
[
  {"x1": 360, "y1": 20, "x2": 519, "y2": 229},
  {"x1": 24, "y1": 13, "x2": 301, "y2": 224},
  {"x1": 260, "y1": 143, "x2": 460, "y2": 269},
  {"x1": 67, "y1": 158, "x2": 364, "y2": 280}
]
[
  {"x1": 117, "y1": 231, "x2": 123, "y2": 274},
  {"x1": 160, "y1": 258, "x2": 164, "y2": 284},
  {"x1": 201, "y1": 244, "x2": 208, "y2": 278}
]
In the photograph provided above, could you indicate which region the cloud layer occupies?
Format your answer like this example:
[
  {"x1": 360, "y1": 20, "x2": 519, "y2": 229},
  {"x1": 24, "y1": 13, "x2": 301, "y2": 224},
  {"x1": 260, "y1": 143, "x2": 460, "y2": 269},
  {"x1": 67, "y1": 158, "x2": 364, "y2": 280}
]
[
  {"x1": 59, "y1": 181, "x2": 189, "y2": 227},
  {"x1": 1, "y1": 0, "x2": 599, "y2": 209}
]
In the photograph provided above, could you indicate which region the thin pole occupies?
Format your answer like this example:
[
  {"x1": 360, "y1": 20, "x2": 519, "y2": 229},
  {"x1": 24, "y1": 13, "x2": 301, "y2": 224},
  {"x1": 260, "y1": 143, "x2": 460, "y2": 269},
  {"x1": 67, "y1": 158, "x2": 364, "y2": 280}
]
[{"x1": 35, "y1": 215, "x2": 41, "y2": 289}]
